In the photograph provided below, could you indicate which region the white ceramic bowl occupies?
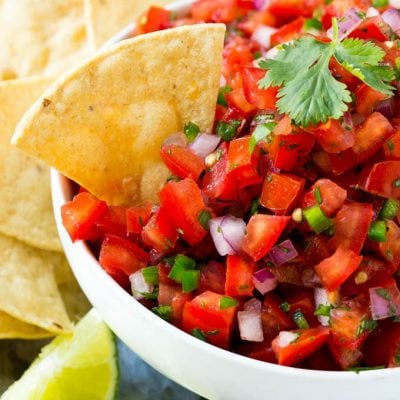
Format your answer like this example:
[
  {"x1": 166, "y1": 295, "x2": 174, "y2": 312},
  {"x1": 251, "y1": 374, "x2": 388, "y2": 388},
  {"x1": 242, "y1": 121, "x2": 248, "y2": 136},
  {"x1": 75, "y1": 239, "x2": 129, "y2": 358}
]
[{"x1": 51, "y1": 1, "x2": 400, "y2": 398}]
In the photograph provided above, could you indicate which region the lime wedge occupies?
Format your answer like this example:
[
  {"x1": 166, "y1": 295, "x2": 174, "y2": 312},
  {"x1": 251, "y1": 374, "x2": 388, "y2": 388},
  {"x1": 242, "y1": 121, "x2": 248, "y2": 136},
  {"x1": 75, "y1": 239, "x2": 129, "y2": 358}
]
[{"x1": 1, "y1": 309, "x2": 118, "y2": 400}]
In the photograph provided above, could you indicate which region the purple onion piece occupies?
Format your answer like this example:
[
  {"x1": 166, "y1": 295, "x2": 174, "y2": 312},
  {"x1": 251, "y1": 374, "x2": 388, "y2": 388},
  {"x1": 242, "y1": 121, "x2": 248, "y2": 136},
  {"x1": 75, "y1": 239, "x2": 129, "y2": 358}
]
[
  {"x1": 268, "y1": 239, "x2": 298, "y2": 265},
  {"x1": 254, "y1": 0, "x2": 269, "y2": 10},
  {"x1": 220, "y1": 215, "x2": 246, "y2": 253},
  {"x1": 382, "y1": 8, "x2": 400, "y2": 35},
  {"x1": 209, "y1": 217, "x2": 236, "y2": 256},
  {"x1": 376, "y1": 97, "x2": 395, "y2": 120},
  {"x1": 253, "y1": 268, "x2": 277, "y2": 295},
  {"x1": 244, "y1": 298, "x2": 263, "y2": 312},
  {"x1": 369, "y1": 286, "x2": 400, "y2": 320},
  {"x1": 189, "y1": 133, "x2": 221, "y2": 158},
  {"x1": 340, "y1": 111, "x2": 354, "y2": 131},
  {"x1": 238, "y1": 308, "x2": 264, "y2": 342},
  {"x1": 327, "y1": 8, "x2": 363, "y2": 40},
  {"x1": 251, "y1": 25, "x2": 277, "y2": 49}
]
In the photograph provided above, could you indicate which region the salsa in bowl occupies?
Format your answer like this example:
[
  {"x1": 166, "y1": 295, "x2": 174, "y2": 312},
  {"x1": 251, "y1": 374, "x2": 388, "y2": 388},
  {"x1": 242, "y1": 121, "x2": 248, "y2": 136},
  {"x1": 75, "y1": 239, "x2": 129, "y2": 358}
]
[{"x1": 29, "y1": 0, "x2": 400, "y2": 397}]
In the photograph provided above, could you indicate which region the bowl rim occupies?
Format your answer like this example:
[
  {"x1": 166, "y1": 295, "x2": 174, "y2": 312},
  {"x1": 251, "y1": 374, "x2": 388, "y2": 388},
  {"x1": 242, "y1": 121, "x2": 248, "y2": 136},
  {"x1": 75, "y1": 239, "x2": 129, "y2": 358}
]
[{"x1": 51, "y1": 0, "x2": 400, "y2": 381}]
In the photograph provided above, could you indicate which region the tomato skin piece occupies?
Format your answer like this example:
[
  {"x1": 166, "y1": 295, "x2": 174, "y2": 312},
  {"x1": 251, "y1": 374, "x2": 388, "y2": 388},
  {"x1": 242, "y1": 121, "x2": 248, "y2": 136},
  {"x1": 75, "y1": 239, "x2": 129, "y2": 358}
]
[
  {"x1": 99, "y1": 234, "x2": 149, "y2": 276},
  {"x1": 307, "y1": 119, "x2": 355, "y2": 153},
  {"x1": 267, "y1": 0, "x2": 323, "y2": 19},
  {"x1": 95, "y1": 206, "x2": 127, "y2": 238},
  {"x1": 260, "y1": 172, "x2": 305, "y2": 215},
  {"x1": 355, "y1": 85, "x2": 389, "y2": 117},
  {"x1": 301, "y1": 179, "x2": 347, "y2": 217},
  {"x1": 161, "y1": 144, "x2": 205, "y2": 181},
  {"x1": 270, "y1": 17, "x2": 304, "y2": 46},
  {"x1": 241, "y1": 67, "x2": 278, "y2": 110},
  {"x1": 158, "y1": 283, "x2": 192, "y2": 326},
  {"x1": 329, "y1": 202, "x2": 373, "y2": 254},
  {"x1": 126, "y1": 203, "x2": 152, "y2": 234},
  {"x1": 182, "y1": 291, "x2": 238, "y2": 349},
  {"x1": 353, "y1": 112, "x2": 393, "y2": 154},
  {"x1": 226, "y1": 88, "x2": 257, "y2": 116},
  {"x1": 242, "y1": 214, "x2": 290, "y2": 261},
  {"x1": 238, "y1": 10, "x2": 278, "y2": 35},
  {"x1": 199, "y1": 261, "x2": 226, "y2": 294},
  {"x1": 159, "y1": 178, "x2": 208, "y2": 245},
  {"x1": 360, "y1": 161, "x2": 400, "y2": 200},
  {"x1": 314, "y1": 246, "x2": 362, "y2": 291},
  {"x1": 272, "y1": 326, "x2": 330, "y2": 366},
  {"x1": 225, "y1": 255, "x2": 256, "y2": 296},
  {"x1": 349, "y1": 16, "x2": 392, "y2": 41},
  {"x1": 191, "y1": 0, "x2": 243, "y2": 23},
  {"x1": 61, "y1": 192, "x2": 107, "y2": 242},
  {"x1": 328, "y1": 337, "x2": 363, "y2": 370}
]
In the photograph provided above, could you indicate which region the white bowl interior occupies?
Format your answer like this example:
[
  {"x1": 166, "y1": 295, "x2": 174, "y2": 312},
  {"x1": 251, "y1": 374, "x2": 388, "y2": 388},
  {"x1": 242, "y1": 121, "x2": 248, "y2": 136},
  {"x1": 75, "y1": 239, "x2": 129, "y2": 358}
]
[{"x1": 50, "y1": 1, "x2": 400, "y2": 398}]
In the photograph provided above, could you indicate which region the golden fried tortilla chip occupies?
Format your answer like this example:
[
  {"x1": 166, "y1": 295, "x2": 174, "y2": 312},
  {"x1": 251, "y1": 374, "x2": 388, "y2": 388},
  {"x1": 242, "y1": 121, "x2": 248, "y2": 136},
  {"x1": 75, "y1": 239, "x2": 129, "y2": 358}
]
[
  {"x1": 84, "y1": 0, "x2": 172, "y2": 49},
  {"x1": 0, "y1": 77, "x2": 62, "y2": 252},
  {"x1": 0, "y1": 234, "x2": 72, "y2": 335},
  {"x1": 0, "y1": 311, "x2": 52, "y2": 340},
  {"x1": 0, "y1": 0, "x2": 90, "y2": 79},
  {"x1": 13, "y1": 24, "x2": 225, "y2": 206},
  {"x1": 58, "y1": 279, "x2": 91, "y2": 323}
]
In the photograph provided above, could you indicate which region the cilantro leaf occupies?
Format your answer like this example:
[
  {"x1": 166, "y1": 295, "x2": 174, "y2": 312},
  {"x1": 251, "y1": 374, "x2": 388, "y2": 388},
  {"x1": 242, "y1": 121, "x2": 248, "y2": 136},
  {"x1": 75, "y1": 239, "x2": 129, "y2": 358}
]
[
  {"x1": 258, "y1": 19, "x2": 395, "y2": 127},
  {"x1": 335, "y1": 38, "x2": 395, "y2": 95}
]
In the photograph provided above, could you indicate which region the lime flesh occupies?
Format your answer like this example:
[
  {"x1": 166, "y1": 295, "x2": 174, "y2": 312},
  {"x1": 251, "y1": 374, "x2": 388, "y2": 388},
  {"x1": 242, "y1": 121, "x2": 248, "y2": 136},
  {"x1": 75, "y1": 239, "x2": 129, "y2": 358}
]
[{"x1": 1, "y1": 309, "x2": 118, "y2": 400}]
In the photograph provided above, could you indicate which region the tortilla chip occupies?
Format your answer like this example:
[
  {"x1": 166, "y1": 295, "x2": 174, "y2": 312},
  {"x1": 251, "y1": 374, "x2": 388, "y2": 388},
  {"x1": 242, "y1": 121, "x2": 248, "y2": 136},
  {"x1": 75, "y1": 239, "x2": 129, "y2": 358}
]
[
  {"x1": 0, "y1": 0, "x2": 90, "y2": 79},
  {"x1": 0, "y1": 234, "x2": 72, "y2": 334},
  {"x1": 12, "y1": 24, "x2": 225, "y2": 206},
  {"x1": 58, "y1": 279, "x2": 91, "y2": 323},
  {"x1": 84, "y1": 0, "x2": 172, "y2": 49},
  {"x1": 0, "y1": 77, "x2": 62, "y2": 252},
  {"x1": 0, "y1": 311, "x2": 52, "y2": 340}
]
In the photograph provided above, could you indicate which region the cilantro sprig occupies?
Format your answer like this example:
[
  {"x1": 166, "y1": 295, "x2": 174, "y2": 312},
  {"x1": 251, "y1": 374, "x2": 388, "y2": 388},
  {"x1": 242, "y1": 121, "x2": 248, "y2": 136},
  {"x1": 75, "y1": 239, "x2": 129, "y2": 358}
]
[{"x1": 259, "y1": 18, "x2": 395, "y2": 127}]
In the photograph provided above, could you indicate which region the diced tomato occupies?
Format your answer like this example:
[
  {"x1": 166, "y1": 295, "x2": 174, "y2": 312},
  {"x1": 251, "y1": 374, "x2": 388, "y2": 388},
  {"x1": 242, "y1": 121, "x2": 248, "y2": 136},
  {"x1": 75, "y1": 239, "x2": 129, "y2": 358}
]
[
  {"x1": 349, "y1": 16, "x2": 392, "y2": 41},
  {"x1": 353, "y1": 112, "x2": 393, "y2": 154},
  {"x1": 241, "y1": 67, "x2": 278, "y2": 110},
  {"x1": 272, "y1": 263, "x2": 306, "y2": 286},
  {"x1": 199, "y1": 261, "x2": 226, "y2": 294},
  {"x1": 263, "y1": 130, "x2": 315, "y2": 171},
  {"x1": 379, "y1": 220, "x2": 400, "y2": 268},
  {"x1": 262, "y1": 293, "x2": 296, "y2": 340},
  {"x1": 222, "y1": 36, "x2": 255, "y2": 80},
  {"x1": 328, "y1": 337, "x2": 363, "y2": 369},
  {"x1": 384, "y1": 129, "x2": 400, "y2": 160},
  {"x1": 242, "y1": 214, "x2": 290, "y2": 261},
  {"x1": 270, "y1": 17, "x2": 304, "y2": 46},
  {"x1": 141, "y1": 208, "x2": 178, "y2": 253},
  {"x1": 273, "y1": 115, "x2": 292, "y2": 135},
  {"x1": 302, "y1": 179, "x2": 347, "y2": 217},
  {"x1": 307, "y1": 119, "x2": 355, "y2": 153},
  {"x1": 301, "y1": 234, "x2": 333, "y2": 266},
  {"x1": 314, "y1": 246, "x2": 362, "y2": 291},
  {"x1": 244, "y1": 342, "x2": 278, "y2": 363},
  {"x1": 126, "y1": 203, "x2": 152, "y2": 234},
  {"x1": 202, "y1": 144, "x2": 238, "y2": 201},
  {"x1": 99, "y1": 234, "x2": 149, "y2": 276},
  {"x1": 182, "y1": 291, "x2": 238, "y2": 349},
  {"x1": 355, "y1": 85, "x2": 389, "y2": 117},
  {"x1": 260, "y1": 172, "x2": 305, "y2": 215},
  {"x1": 329, "y1": 202, "x2": 373, "y2": 254},
  {"x1": 225, "y1": 255, "x2": 256, "y2": 296},
  {"x1": 61, "y1": 192, "x2": 107, "y2": 242},
  {"x1": 159, "y1": 178, "x2": 208, "y2": 245},
  {"x1": 95, "y1": 206, "x2": 127, "y2": 238},
  {"x1": 287, "y1": 290, "x2": 319, "y2": 327},
  {"x1": 329, "y1": 57, "x2": 360, "y2": 91},
  {"x1": 360, "y1": 161, "x2": 400, "y2": 200},
  {"x1": 161, "y1": 144, "x2": 205, "y2": 181},
  {"x1": 272, "y1": 326, "x2": 330, "y2": 366},
  {"x1": 158, "y1": 283, "x2": 192, "y2": 326},
  {"x1": 226, "y1": 88, "x2": 257, "y2": 116},
  {"x1": 267, "y1": 0, "x2": 323, "y2": 19},
  {"x1": 191, "y1": 0, "x2": 244, "y2": 23},
  {"x1": 140, "y1": 6, "x2": 171, "y2": 34},
  {"x1": 238, "y1": 10, "x2": 278, "y2": 35}
]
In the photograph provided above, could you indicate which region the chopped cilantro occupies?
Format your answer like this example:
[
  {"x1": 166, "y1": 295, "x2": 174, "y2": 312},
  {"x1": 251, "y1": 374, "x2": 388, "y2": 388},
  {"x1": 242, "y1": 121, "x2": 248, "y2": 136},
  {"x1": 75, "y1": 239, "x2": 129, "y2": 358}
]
[
  {"x1": 347, "y1": 366, "x2": 385, "y2": 373},
  {"x1": 217, "y1": 85, "x2": 232, "y2": 107},
  {"x1": 356, "y1": 319, "x2": 378, "y2": 336},
  {"x1": 258, "y1": 18, "x2": 394, "y2": 126},
  {"x1": 304, "y1": 18, "x2": 323, "y2": 31},
  {"x1": 192, "y1": 328, "x2": 207, "y2": 341},
  {"x1": 280, "y1": 302, "x2": 291, "y2": 312},
  {"x1": 372, "y1": 0, "x2": 388, "y2": 7},
  {"x1": 220, "y1": 296, "x2": 239, "y2": 309},
  {"x1": 376, "y1": 287, "x2": 391, "y2": 301},
  {"x1": 314, "y1": 304, "x2": 332, "y2": 317},
  {"x1": 152, "y1": 305, "x2": 172, "y2": 321},
  {"x1": 197, "y1": 210, "x2": 211, "y2": 230},
  {"x1": 250, "y1": 197, "x2": 260, "y2": 216},
  {"x1": 184, "y1": 121, "x2": 200, "y2": 142}
]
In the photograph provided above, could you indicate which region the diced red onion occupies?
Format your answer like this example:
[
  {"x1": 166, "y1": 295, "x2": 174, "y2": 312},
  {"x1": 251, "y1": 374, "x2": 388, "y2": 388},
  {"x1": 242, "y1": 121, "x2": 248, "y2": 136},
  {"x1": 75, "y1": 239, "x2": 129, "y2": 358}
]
[
  {"x1": 209, "y1": 217, "x2": 235, "y2": 256},
  {"x1": 369, "y1": 286, "x2": 400, "y2": 320},
  {"x1": 314, "y1": 288, "x2": 332, "y2": 326},
  {"x1": 268, "y1": 239, "x2": 298, "y2": 265},
  {"x1": 382, "y1": 9, "x2": 400, "y2": 35},
  {"x1": 255, "y1": 0, "x2": 269, "y2": 10},
  {"x1": 251, "y1": 25, "x2": 278, "y2": 49},
  {"x1": 129, "y1": 270, "x2": 153, "y2": 300},
  {"x1": 238, "y1": 299, "x2": 264, "y2": 342},
  {"x1": 340, "y1": 111, "x2": 354, "y2": 131},
  {"x1": 327, "y1": 8, "x2": 363, "y2": 40},
  {"x1": 253, "y1": 268, "x2": 277, "y2": 295},
  {"x1": 189, "y1": 133, "x2": 221, "y2": 158},
  {"x1": 376, "y1": 97, "x2": 395, "y2": 120},
  {"x1": 366, "y1": 7, "x2": 380, "y2": 17},
  {"x1": 220, "y1": 215, "x2": 246, "y2": 252},
  {"x1": 163, "y1": 132, "x2": 188, "y2": 147},
  {"x1": 276, "y1": 331, "x2": 299, "y2": 348},
  {"x1": 390, "y1": 0, "x2": 400, "y2": 8},
  {"x1": 351, "y1": 113, "x2": 365, "y2": 126}
]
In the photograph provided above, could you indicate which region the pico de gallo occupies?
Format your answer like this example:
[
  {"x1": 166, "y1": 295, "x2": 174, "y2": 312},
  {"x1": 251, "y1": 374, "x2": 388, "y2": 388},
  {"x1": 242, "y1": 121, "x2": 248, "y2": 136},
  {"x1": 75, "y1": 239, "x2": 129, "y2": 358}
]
[{"x1": 62, "y1": 0, "x2": 400, "y2": 370}]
